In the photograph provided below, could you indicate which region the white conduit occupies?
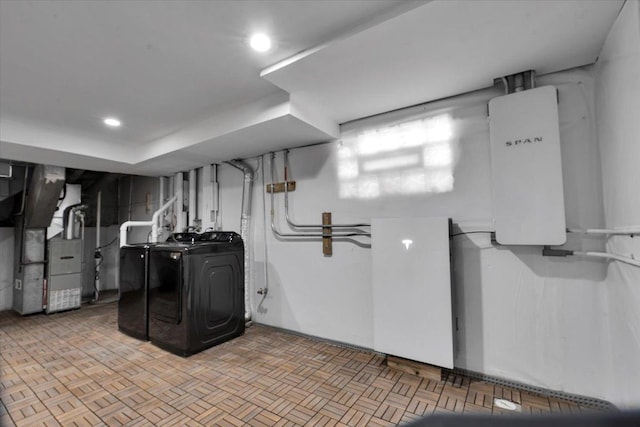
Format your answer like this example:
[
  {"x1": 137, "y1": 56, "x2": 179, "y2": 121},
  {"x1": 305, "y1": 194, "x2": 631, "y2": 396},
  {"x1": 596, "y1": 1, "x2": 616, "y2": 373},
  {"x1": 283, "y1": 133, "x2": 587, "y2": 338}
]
[
  {"x1": 573, "y1": 251, "x2": 640, "y2": 268},
  {"x1": 175, "y1": 172, "x2": 184, "y2": 232},
  {"x1": 119, "y1": 195, "x2": 178, "y2": 247},
  {"x1": 211, "y1": 164, "x2": 220, "y2": 230},
  {"x1": 225, "y1": 160, "x2": 254, "y2": 322},
  {"x1": 189, "y1": 169, "x2": 197, "y2": 229},
  {"x1": 567, "y1": 227, "x2": 640, "y2": 236}
]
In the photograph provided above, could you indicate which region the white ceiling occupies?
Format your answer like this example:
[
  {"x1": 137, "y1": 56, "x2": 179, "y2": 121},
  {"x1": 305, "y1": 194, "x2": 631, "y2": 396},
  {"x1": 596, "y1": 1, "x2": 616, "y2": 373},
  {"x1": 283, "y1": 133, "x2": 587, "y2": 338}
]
[{"x1": 0, "y1": 0, "x2": 624, "y2": 175}]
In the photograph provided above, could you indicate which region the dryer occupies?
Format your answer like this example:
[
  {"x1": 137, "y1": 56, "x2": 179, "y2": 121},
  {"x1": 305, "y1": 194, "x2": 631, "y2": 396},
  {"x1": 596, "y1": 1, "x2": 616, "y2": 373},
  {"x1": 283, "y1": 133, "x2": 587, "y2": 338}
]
[
  {"x1": 118, "y1": 243, "x2": 153, "y2": 340},
  {"x1": 148, "y1": 232, "x2": 244, "y2": 356}
]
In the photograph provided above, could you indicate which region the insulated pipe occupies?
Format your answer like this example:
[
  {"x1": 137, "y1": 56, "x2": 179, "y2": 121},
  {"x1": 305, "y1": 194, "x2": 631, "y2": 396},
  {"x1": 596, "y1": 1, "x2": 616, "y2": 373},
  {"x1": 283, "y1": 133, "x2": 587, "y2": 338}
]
[
  {"x1": 573, "y1": 251, "x2": 640, "y2": 268},
  {"x1": 189, "y1": 169, "x2": 197, "y2": 229},
  {"x1": 211, "y1": 164, "x2": 219, "y2": 230},
  {"x1": 175, "y1": 172, "x2": 184, "y2": 232},
  {"x1": 225, "y1": 160, "x2": 254, "y2": 322},
  {"x1": 270, "y1": 153, "x2": 371, "y2": 238},
  {"x1": 281, "y1": 150, "x2": 370, "y2": 230},
  {"x1": 567, "y1": 227, "x2": 640, "y2": 236}
]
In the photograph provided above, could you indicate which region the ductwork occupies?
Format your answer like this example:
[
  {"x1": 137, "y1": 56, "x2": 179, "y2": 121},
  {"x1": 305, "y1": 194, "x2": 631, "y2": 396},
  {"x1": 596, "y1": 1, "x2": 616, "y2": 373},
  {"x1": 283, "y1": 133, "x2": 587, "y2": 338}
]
[
  {"x1": 23, "y1": 165, "x2": 65, "y2": 228},
  {"x1": 225, "y1": 159, "x2": 254, "y2": 322},
  {"x1": 62, "y1": 203, "x2": 88, "y2": 240}
]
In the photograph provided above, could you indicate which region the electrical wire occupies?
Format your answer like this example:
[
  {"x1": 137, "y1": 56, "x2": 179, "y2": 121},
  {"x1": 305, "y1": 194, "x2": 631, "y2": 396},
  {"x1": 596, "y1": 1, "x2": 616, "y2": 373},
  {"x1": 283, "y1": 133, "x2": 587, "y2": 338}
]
[
  {"x1": 450, "y1": 231, "x2": 494, "y2": 237},
  {"x1": 96, "y1": 235, "x2": 119, "y2": 250}
]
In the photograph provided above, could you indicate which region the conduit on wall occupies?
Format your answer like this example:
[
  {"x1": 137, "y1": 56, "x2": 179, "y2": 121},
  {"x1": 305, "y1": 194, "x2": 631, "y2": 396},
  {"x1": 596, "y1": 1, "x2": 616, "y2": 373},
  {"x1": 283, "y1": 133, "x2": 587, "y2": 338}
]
[
  {"x1": 210, "y1": 164, "x2": 220, "y2": 231},
  {"x1": 269, "y1": 152, "x2": 371, "y2": 239},
  {"x1": 225, "y1": 160, "x2": 254, "y2": 322},
  {"x1": 188, "y1": 169, "x2": 198, "y2": 230},
  {"x1": 282, "y1": 150, "x2": 371, "y2": 230}
]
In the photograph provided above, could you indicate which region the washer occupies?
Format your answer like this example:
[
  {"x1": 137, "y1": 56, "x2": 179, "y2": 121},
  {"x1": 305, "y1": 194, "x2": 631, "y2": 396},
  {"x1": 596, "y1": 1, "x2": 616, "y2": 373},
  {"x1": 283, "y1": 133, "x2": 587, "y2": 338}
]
[
  {"x1": 118, "y1": 243, "x2": 153, "y2": 340},
  {"x1": 148, "y1": 231, "x2": 245, "y2": 356}
]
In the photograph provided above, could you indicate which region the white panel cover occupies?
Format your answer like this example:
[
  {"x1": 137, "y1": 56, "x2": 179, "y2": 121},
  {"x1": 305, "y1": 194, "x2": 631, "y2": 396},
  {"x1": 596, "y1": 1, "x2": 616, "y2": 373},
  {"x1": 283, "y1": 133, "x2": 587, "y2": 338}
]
[
  {"x1": 489, "y1": 86, "x2": 566, "y2": 245},
  {"x1": 372, "y1": 217, "x2": 453, "y2": 368}
]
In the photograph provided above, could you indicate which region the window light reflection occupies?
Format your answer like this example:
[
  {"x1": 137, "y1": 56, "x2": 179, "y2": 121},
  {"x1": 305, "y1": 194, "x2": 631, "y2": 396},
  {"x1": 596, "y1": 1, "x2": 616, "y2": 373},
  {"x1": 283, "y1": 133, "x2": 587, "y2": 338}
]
[{"x1": 338, "y1": 113, "x2": 457, "y2": 199}]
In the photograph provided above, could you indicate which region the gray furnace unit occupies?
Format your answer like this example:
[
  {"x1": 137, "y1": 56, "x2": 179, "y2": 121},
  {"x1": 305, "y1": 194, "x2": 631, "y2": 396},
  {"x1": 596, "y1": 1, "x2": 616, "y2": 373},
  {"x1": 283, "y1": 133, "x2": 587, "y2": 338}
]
[{"x1": 46, "y1": 237, "x2": 83, "y2": 313}]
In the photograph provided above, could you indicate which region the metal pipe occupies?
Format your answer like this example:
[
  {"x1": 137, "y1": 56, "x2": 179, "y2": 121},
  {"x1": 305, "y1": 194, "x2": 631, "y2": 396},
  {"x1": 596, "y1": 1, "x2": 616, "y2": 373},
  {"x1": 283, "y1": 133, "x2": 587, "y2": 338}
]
[
  {"x1": 573, "y1": 251, "x2": 640, "y2": 268},
  {"x1": 211, "y1": 164, "x2": 219, "y2": 230},
  {"x1": 159, "y1": 176, "x2": 165, "y2": 209},
  {"x1": 282, "y1": 150, "x2": 370, "y2": 230},
  {"x1": 95, "y1": 191, "x2": 101, "y2": 299},
  {"x1": 567, "y1": 227, "x2": 640, "y2": 236},
  {"x1": 175, "y1": 172, "x2": 184, "y2": 232},
  {"x1": 128, "y1": 175, "x2": 134, "y2": 221},
  {"x1": 225, "y1": 159, "x2": 254, "y2": 322},
  {"x1": 188, "y1": 169, "x2": 197, "y2": 229},
  {"x1": 63, "y1": 203, "x2": 87, "y2": 240},
  {"x1": 270, "y1": 153, "x2": 370, "y2": 238}
]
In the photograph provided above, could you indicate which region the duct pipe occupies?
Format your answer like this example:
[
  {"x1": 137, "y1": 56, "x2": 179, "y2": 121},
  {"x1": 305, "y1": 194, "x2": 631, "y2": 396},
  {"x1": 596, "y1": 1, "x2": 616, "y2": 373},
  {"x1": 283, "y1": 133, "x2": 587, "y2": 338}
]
[
  {"x1": 211, "y1": 164, "x2": 220, "y2": 230},
  {"x1": 175, "y1": 172, "x2": 184, "y2": 232},
  {"x1": 15, "y1": 166, "x2": 29, "y2": 216},
  {"x1": 189, "y1": 169, "x2": 197, "y2": 229},
  {"x1": 225, "y1": 160, "x2": 254, "y2": 322},
  {"x1": 63, "y1": 203, "x2": 88, "y2": 240}
]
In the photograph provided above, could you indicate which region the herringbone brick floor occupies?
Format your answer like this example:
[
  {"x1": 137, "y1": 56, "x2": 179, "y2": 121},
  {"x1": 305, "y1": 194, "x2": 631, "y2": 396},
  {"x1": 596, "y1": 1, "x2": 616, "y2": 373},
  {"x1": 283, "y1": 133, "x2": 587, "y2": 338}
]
[{"x1": 0, "y1": 303, "x2": 596, "y2": 426}]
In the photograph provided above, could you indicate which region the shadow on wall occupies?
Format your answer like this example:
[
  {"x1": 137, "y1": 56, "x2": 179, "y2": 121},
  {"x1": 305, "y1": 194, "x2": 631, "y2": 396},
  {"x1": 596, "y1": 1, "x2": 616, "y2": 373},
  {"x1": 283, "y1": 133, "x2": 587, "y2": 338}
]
[{"x1": 451, "y1": 234, "x2": 484, "y2": 372}]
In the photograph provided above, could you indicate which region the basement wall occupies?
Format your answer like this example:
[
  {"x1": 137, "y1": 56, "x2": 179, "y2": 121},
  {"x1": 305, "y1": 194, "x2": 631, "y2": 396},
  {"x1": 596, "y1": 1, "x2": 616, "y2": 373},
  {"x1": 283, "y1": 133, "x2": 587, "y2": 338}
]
[
  {"x1": 595, "y1": 0, "x2": 640, "y2": 409},
  {"x1": 0, "y1": 228, "x2": 13, "y2": 310},
  {"x1": 223, "y1": 66, "x2": 620, "y2": 405}
]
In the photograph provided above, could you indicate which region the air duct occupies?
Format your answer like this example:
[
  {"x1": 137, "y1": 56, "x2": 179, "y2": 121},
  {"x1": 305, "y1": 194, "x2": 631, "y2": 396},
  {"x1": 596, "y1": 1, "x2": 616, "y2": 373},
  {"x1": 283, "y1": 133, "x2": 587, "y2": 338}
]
[
  {"x1": 225, "y1": 160, "x2": 254, "y2": 322},
  {"x1": 62, "y1": 204, "x2": 88, "y2": 240}
]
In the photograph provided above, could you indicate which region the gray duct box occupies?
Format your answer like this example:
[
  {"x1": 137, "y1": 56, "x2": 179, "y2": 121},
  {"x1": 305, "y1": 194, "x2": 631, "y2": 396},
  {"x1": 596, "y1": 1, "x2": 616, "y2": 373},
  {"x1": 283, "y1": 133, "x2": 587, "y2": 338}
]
[{"x1": 489, "y1": 86, "x2": 566, "y2": 245}]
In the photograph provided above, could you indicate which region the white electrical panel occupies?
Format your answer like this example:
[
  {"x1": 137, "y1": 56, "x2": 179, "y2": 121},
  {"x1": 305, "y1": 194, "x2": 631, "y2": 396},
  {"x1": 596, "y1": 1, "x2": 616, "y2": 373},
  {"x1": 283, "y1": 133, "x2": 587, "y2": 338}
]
[
  {"x1": 489, "y1": 85, "x2": 566, "y2": 245},
  {"x1": 372, "y1": 217, "x2": 454, "y2": 369}
]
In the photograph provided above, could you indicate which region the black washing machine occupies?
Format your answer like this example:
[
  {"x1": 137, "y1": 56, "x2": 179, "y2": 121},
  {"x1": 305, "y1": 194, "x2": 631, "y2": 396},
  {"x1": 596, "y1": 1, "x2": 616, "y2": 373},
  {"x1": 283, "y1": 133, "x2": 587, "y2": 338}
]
[
  {"x1": 148, "y1": 231, "x2": 245, "y2": 356},
  {"x1": 118, "y1": 233, "x2": 201, "y2": 341},
  {"x1": 118, "y1": 243, "x2": 153, "y2": 340}
]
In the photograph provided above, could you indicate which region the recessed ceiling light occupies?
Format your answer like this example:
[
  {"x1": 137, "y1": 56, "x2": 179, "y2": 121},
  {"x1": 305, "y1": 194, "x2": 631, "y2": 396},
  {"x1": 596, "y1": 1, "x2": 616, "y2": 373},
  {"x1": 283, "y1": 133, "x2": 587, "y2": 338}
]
[
  {"x1": 249, "y1": 33, "x2": 272, "y2": 52},
  {"x1": 103, "y1": 117, "x2": 121, "y2": 127}
]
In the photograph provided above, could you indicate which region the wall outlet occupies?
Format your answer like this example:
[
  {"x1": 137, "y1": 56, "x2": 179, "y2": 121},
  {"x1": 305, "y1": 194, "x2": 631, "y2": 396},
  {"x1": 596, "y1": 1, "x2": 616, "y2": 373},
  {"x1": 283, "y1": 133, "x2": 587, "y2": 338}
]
[{"x1": 15, "y1": 278, "x2": 22, "y2": 290}]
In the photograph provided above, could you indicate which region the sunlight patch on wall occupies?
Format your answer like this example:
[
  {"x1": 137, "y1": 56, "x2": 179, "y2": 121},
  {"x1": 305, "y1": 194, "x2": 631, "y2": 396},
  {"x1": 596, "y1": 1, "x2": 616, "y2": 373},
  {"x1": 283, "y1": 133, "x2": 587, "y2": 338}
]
[{"x1": 338, "y1": 114, "x2": 458, "y2": 199}]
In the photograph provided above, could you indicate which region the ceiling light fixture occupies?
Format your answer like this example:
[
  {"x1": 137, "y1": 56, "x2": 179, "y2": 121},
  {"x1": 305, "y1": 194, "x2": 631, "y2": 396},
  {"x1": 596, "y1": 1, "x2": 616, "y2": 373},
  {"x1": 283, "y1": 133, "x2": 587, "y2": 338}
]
[
  {"x1": 249, "y1": 33, "x2": 272, "y2": 52},
  {"x1": 103, "y1": 117, "x2": 121, "y2": 127}
]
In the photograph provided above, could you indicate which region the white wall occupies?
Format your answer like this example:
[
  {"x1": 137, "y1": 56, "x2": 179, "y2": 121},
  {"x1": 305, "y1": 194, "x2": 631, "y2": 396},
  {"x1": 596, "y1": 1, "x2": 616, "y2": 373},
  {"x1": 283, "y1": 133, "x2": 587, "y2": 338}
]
[
  {"x1": 595, "y1": 0, "x2": 640, "y2": 409},
  {"x1": 234, "y1": 66, "x2": 621, "y2": 404},
  {"x1": 0, "y1": 228, "x2": 14, "y2": 310}
]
